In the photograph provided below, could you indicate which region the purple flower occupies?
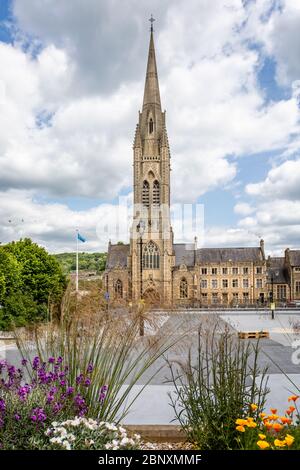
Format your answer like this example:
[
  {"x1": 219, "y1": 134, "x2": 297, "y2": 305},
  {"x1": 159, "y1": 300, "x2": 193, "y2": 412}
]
[
  {"x1": 66, "y1": 386, "x2": 74, "y2": 395},
  {"x1": 59, "y1": 380, "x2": 66, "y2": 387},
  {"x1": 76, "y1": 374, "x2": 83, "y2": 385},
  {"x1": 87, "y1": 363, "x2": 93, "y2": 373},
  {"x1": 56, "y1": 356, "x2": 63, "y2": 364},
  {"x1": 84, "y1": 378, "x2": 91, "y2": 387},
  {"x1": 0, "y1": 398, "x2": 5, "y2": 413},
  {"x1": 46, "y1": 394, "x2": 54, "y2": 404},
  {"x1": 21, "y1": 358, "x2": 28, "y2": 366},
  {"x1": 30, "y1": 407, "x2": 47, "y2": 424},
  {"x1": 99, "y1": 385, "x2": 108, "y2": 403},
  {"x1": 48, "y1": 357, "x2": 55, "y2": 364},
  {"x1": 52, "y1": 402, "x2": 62, "y2": 414},
  {"x1": 32, "y1": 356, "x2": 40, "y2": 370},
  {"x1": 14, "y1": 414, "x2": 21, "y2": 421},
  {"x1": 18, "y1": 384, "x2": 31, "y2": 401}
]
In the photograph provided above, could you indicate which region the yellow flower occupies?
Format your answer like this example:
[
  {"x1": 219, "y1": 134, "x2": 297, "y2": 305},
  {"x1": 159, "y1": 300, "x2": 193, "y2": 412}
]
[
  {"x1": 259, "y1": 412, "x2": 267, "y2": 419},
  {"x1": 257, "y1": 440, "x2": 270, "y2": 449},
  {"x1": 236, "y1": 425, "x2": 246, "y2": 432},
  {"x1": 247, "y1": 421, "x2": 257, "y2": 428},
  {"x1": 284, "y1": 434, "x2": 295, "y2": 447},
  {"x1": 250, "y1": 404, "x2": 258, "y2": 411},
  {"x1": 274, "y1": 439, "x2": 286, "y2": 447},
  {"x1": 259, "y1": 433, "x2": 266, "y2": 440},
  {"x1": 236, "y1": 419, "x2": 248, "y2": 426}
]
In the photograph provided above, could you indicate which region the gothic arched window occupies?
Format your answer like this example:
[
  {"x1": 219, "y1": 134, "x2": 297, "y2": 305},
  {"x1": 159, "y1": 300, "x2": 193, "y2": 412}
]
[
  {"x1": 149, "y1": 118, "x2": 154, "y2": 134},
  {"x1": 153, "y1": 180, "x2": 160, "y2": 205},
  {"x1": 115, "y1": 279, "x2": 123, "y2": 298},
  {"x1": 143, "y1": 241, "x2": 160, "y2": 269},
  {"x1": 180, "y1": 278, "x2": 188, "y2": 299},
  {"x1": 142, "y1": 180, "x2": 150, "y2": 208}
]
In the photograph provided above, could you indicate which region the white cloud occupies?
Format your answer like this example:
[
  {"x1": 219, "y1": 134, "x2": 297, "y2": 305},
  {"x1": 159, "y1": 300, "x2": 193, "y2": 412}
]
[
  {"x1": 234, "y1": 202, "x2": 255, "y2": 216},
  {"x1": 0, "y1": 0, "x2": 299, "y2": 251},
  {"x1": 246, "y1": 159, "x2": 300, "y2": 199}
]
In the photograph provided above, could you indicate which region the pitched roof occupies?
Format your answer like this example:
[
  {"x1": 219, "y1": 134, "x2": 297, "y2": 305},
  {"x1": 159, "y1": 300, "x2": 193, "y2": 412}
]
[
  {"x1": 105, "y1": 244, "x2": 130, "y2": 269},
  {"x1": 174, "y1": 244, "x2": 263, "y2": 267},
  {"x1": 267, "y1": 257, "x2": 288, "y2": 284},
  {"x1": 288, "y1": 250, "x2": 300, "y2": 266}
]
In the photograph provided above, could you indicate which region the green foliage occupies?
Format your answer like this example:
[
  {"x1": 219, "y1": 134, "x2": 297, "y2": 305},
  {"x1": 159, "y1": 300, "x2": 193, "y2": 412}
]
[
  {"x1": 0, "y1": 238, "x2": 66, "y2": 330},
  {"x1": 54, "y1": 252, "x2": 107, "y2": 275},
  {"x1": 169, "y1": 324, "x2": 269, "y2": 450}
]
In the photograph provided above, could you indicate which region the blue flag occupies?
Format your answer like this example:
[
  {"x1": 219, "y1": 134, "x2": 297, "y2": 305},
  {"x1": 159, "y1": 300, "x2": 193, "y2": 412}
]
[{"x1": 77, "y1": 232, "x2": 86, "y2": 243}]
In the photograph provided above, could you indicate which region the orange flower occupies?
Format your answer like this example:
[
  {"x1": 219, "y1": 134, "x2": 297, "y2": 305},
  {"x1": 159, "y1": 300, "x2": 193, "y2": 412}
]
[
  {"x1": 259, "y1": 412, "x2": 267, "y2": 419},
  {"x1": 259, "y1": 433, "x2": 266, "y2": 440},
  {"x1": 280, "y1": 416, "x2": 292, "y2": 425},
  {"x1": 270, "y1": 408, "x2": 277, "y2": 414},
  {"x1": 236, "y1": 425, "x2": 245, "y2": 432},
  {"x1": 273, "y1": 422, "x2": 283, "y2": 432},
  {"x1": 264, "y1": 421, "x2": 273, "y2": 430},
  {"x1": 289, "y1": 406, "x2": 296, "y2": 413},
  {"x1": 257, "y1": 440, "x2": 270, "y2": 449},
  {"x1": 286, "y1": 409, "x2": 292, "y2": 416},
  {"x1": 288, "y1": 395, "x2": 299, "y2": 402},
  {"x1": 268, "y1": 414, "x2": 279, "y2": 421},
  {"x1": 250, "y1": 404, "x2": 258, "y2": 411}
]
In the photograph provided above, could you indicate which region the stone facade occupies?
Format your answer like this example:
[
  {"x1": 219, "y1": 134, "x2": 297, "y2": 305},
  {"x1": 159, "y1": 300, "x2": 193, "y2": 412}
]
[{"x1": 104, "y1": 29, "x2": 300, "y2": 307}]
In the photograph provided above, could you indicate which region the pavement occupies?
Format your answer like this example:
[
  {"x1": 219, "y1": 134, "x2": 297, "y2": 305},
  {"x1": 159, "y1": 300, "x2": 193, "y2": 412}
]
[{"x1": 1, "y1": 309, "x2": 300, "y2": 424}]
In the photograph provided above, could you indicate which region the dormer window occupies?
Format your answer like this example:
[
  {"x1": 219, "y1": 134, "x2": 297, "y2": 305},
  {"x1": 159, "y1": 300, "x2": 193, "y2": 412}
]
[{"x1": 149, "y1": 118, "x2": 154, "y2": 134}]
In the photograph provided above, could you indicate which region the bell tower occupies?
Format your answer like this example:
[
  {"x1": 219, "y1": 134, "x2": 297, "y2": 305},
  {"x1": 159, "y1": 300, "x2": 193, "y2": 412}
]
[{"x1": 129, "y1": 17, "x2": 174, "y2": 303}]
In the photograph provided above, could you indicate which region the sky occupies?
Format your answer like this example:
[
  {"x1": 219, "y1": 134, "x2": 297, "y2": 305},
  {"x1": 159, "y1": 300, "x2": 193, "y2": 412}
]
[{"x1": 0, "y1": 0, "x2": 300, "y2": 254}]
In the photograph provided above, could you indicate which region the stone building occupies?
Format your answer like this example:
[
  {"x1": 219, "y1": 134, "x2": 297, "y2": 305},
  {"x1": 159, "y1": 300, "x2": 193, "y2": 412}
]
[{"x1": 104, "y1": 27, "x2": 300, "y2": 306}]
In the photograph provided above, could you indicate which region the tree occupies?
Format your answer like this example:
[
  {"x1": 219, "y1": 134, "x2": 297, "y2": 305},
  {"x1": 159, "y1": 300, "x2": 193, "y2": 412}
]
[{"x1": 0, "y1": 239, "x2": 67, "y2": 330}]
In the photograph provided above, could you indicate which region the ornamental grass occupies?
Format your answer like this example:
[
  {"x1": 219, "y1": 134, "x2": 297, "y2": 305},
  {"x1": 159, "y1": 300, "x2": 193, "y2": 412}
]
[
  {"x1": 168, "y1": 324, "x2": 269, "y2": 450},
  {"x1": 14, "y1": 285, "x2": 181, "y2": 425}
]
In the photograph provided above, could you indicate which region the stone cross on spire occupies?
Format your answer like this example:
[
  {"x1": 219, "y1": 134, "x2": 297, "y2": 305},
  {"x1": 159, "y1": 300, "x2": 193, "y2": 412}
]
[{"x1": 149, "y1": 14, "x2": 155, "y2": 32}]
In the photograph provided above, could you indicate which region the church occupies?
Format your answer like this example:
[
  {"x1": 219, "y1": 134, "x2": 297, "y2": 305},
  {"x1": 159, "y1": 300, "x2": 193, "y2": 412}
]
[{"x1": 104, "y1": 25, "x2": 300, "y2": 306}]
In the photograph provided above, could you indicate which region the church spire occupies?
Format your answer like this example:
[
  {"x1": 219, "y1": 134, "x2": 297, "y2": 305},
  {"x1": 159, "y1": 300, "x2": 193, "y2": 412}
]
[{"x1": 142, "y1": 17, "x2": 161, "y2": 111}]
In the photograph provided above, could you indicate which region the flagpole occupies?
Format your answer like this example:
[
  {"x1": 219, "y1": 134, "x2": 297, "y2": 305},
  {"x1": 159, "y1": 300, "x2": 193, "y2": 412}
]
[{"x1": 76, "y1": 230, "x2": 79, "y2": 293}]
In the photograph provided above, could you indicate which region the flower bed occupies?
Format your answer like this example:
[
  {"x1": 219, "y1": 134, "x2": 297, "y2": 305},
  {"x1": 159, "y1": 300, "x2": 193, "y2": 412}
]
[{"x1": 235, "y1": 397, "x2": 300, "y2": 450}]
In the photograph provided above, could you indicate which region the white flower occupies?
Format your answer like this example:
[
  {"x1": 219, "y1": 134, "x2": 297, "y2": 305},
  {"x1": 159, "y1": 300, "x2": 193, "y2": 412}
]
[
  {"x1": 105, "y1": 443, "x2": 112, "y2": 450},
  {"x1": 62, "y1": 440, "x2": 71, "y2": 450},
  {"x1": 119, "y1": 426, "x2": 126, "y2": 434},
  {"x1": 112, "y1": 439, "x2": 119, "y2": 447},
  {"x1": 51, "y1": 422, "x2": 58, "y2": 427},
  {"x1": 120, "y1": 437, "x2": 130, "y2": 446},
  {"x1": 105, "y1": 423, "x2": 118, "y2": 431}
]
